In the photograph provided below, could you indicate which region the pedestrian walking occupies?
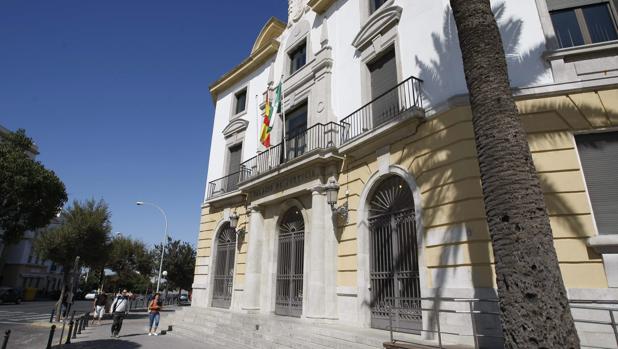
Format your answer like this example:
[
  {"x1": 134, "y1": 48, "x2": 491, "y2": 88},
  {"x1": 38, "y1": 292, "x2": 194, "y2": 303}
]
[
  {"x1": 92, "y1": 290, "x2": 108, "y2": 325},
  {"x1": 147, "y1": 293, "x2": 162, "y2": 336},
  {"x1": 109, "y1": 289, "x2": 131, "y2": 338}
]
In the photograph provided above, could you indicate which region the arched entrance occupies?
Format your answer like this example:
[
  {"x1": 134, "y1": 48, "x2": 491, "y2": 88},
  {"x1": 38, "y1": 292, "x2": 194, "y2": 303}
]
[
  {"x1": 369, "y1": 175, "x2": 421, "y2": 332},
  {"x1": 275, "y1": 208, "x2": 305, "y2": 317},
  {"x1": 211, "y1": 222, "x2": 236, "y2": 309}
]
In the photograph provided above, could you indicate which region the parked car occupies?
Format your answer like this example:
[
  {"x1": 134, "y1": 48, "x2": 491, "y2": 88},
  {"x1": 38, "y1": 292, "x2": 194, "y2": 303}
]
[
  {"x1": 178, "y1": 294, "x2": 191, "y2": 306},
  {"x1": 0, "y1": 287, "x2": 23, "y2": 304},
  {"x1": 84, "y1": 290, "x2": 98, "y2": 300}
]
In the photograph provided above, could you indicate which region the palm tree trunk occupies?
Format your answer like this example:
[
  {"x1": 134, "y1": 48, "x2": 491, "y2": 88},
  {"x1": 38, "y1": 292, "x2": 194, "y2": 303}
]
[{"x1": 448, "y1": 0, "x2": 579, "y2": 347}]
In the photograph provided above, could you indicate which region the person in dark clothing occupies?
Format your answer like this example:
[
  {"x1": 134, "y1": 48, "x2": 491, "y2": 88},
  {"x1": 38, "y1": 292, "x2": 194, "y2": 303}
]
[{"x1": 109, "y1": 289, "x2": 131, "y2": 338}]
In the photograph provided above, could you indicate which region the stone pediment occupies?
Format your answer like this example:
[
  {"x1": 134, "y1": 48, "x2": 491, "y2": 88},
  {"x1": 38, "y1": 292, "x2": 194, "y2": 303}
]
[
  {"x1": 352, "y1": 5, "x2": 403, "y2": 49},
  {"x1": 222, "y1": 118, "x2": 249, "y2": 138}
]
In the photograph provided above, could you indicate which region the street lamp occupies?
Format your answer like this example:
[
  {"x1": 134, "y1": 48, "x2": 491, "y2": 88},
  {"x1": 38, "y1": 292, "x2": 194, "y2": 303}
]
[{"x1": 136, "y1": 201, "x2": 168, "y2": 293}]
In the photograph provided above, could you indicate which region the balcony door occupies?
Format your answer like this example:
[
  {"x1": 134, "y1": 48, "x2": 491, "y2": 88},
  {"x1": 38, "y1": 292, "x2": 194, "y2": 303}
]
[
  {"x1": 226, "y1": 144, "x2": 242, "y2": 192},
  {"x1": 284, "y1": 103, "x2": 307, "y2": 161},
  {"x1": 369, "y1": 49, "x2": 399, "y2": 128}
]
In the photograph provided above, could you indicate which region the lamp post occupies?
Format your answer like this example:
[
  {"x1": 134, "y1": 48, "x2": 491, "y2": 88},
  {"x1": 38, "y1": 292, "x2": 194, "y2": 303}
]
[{"x1": 136, "y1": 201, "x2": 168, "y2": 293}]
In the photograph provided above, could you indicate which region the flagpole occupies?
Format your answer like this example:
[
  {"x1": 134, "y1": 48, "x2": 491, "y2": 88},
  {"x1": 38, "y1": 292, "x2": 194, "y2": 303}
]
[
  {"x1": 255, "y1": 94, "x2": 260, "y2": 154},
  {"x1": 280, "y1": 75, "x2": 287, "y2": 161}
]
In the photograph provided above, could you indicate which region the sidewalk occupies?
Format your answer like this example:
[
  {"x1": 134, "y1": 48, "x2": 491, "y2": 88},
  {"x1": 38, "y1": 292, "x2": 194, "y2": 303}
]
[{"x1": 57, "y1": 309, "x2": 211, "y2": 349}]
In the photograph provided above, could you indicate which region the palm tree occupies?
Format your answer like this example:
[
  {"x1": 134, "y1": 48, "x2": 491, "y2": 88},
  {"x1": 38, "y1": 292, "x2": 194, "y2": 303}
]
[{"x1": 448, "y1": 0, "x2": 579, "y2": 347}]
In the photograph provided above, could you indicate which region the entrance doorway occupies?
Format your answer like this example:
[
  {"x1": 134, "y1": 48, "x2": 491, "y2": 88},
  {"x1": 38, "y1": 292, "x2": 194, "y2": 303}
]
[
  {"x1": 275, "y1": 208, "x2": 305, "y2": 317},
  {"x1": 212, "y1": 223, "x2": 236, "y2": 309},
  {"x1": 368, "y1": 176, "x2": 421, "y2": 332}
]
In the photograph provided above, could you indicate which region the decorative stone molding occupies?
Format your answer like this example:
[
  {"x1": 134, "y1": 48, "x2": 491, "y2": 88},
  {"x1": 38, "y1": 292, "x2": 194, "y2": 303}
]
[
  {"x1": 288, "y1": 0, "x2": 309, "y2": 25},
  {"x1": 588, "y1": 235, "x2": 618, "y2": 287},
  {"x1": 588, "y1": 235, "x2": 618, "y2": 254},
  {"x1": 222, "y1": 118, "x2": 249, "y2": 139},
  {"x1": 352, "y1": 4, "x2": 402, "y2": 50},
  {"x1": 308, "y1": 0, "x2": 337, "y2": 14}
]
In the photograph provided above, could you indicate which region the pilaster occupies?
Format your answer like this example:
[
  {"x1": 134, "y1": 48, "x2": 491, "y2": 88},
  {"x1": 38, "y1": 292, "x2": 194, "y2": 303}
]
[{"x1": 243, "y1": 205, "x2": 265, "y2": 311}]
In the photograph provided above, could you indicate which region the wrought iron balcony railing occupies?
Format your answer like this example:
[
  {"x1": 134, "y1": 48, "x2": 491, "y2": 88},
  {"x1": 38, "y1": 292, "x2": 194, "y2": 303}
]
[
  {"x1": 340, "y1": 75, "x2": 423, "y2": 144},
  {"x1": 239, "y1": 122, "x2": 340, "y2": 183},
  {"x1": 207, "y1": 171, "x2": 241, "y2": 200},
  {"x1": 206, "y1": 77, "x2": 423, "y2": 198}
]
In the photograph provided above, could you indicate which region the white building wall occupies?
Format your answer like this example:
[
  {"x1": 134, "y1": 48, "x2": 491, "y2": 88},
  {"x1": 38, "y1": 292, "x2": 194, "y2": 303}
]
[
  {"x1": 205, "y1": 0, "x2": 554, "y2": 169},
  {"x1": 204, "y1": 59, "x2": 274, "y2": 194}
]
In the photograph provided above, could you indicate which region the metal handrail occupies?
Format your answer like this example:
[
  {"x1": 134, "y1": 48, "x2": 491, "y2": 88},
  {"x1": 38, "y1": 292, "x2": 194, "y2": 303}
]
[
  {"x1": 384, "y1": 297, "x2": 618, "y2": 349},
  {"x1": 239, "y1": 122, "x2": 341, "y2": 183},
  {"x1": 206, "y1": 171, "x2": 242, "y2": 200},
  {"x1": 340, "y1": 75, "x2": 423, "y2": 144}
]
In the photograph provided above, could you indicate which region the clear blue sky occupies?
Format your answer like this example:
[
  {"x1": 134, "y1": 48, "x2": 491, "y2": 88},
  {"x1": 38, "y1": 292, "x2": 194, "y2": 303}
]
[{"x1": 0, "y1": 0, "x2": 288, "y2": 247}]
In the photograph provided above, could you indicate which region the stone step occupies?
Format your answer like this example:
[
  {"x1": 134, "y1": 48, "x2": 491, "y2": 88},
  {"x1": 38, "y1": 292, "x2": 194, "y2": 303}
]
[{"x1": 170, "y1": 307, "x2": 445, "y2": 349}]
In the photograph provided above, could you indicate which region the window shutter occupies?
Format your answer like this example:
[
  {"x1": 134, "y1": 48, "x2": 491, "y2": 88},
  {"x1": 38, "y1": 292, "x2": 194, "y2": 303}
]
[{"x1": 576, "y1": 131, "x2": 618, "y2": 235}]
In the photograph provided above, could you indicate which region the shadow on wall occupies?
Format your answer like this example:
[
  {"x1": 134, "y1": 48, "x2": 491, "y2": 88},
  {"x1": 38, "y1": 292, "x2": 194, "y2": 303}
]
[
  {"x1": 415, "y1": 2, "x2": 549, "y2": 109},
  {"x1": 367, "y1": 94, "x2": 606, "y2": 346}
]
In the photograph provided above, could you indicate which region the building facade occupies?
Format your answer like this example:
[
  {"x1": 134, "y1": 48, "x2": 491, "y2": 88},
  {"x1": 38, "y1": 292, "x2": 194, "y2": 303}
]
[{"x1": 190, "y1": 0, "x2": 618, "y2": 347}]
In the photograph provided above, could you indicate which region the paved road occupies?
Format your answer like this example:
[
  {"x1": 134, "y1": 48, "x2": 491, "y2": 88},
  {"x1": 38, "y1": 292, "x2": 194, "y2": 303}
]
[
  {"x1": 0, "y1": 300, "x2": 92, "y2": 324},
  {"x1": 0, "y1": 300, "x2": 92, "y2": 348}
]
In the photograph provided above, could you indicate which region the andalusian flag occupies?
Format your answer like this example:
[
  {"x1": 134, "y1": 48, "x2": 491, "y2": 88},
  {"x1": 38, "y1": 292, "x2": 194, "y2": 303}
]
[{"x1": 259, "y1": 82, "x2": 282, "y2": 147}]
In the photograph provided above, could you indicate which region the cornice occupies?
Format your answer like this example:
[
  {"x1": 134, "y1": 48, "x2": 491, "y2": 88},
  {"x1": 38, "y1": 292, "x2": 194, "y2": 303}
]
[
  {"x1": 209, "y1": 42, "x2": 280, "y2": 104},
  {"x1": 209, "y1": 17, "x2": 285, "y2": 104},
  {"x1": 251, "y1": 17, "x2": 286, "y2": 55},
  {"x1": 308, "y1": 0, "x2": 337, "y2": 14}
]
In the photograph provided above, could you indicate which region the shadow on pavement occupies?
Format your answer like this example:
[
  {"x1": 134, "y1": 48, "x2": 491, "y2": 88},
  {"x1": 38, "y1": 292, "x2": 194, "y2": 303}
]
[{"x1": 52, "y1": 339, "x2": 142, "y2": 349}]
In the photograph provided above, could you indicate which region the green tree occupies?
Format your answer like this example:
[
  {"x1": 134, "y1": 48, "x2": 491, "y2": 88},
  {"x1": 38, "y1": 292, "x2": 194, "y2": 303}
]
[
  {"x1": 153, "y1": 238, "x2": 196, "y2": 292},
  {"x1": 0, "y1": 129, "x2": 67, "y2": 244},
  {"x1": 449, "y1": 0, "x2": 579, "y2": 346},
  {"x1": 34, "y1": 199, "x2": 111, "y2": 321},
  {"x1": 107, "y1": 235, "x2": 155, "y2": 292}
]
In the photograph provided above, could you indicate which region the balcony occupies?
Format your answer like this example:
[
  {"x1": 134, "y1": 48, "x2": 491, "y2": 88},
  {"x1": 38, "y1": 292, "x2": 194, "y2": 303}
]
[
  {"x1": 205, "y1": 76, "x2": 424, "y2": 200},
  {"x1": 207, "y1": 171, "x2": 241, "y2": 200},
  {"x1": 239, "y1": 122, "x2": 341, "y2": 183},
  {"x1": 340, "y1": 75, "x2": 423, "y2": 144}
]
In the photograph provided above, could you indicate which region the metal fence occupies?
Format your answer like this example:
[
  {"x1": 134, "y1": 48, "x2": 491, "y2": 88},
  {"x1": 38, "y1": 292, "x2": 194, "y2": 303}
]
[
  {"x1": 239, "y1": 122, "x2": 341, "y2": 183},
  {"x1": 207, "y1": 171, "x2": 242, "y2": 200},
  {"x1": 385, "y1": 297, "x2": 618, "y2": 349},
  {"x1": 340, "y1": 75, "x2": 423, "y2": 144}
]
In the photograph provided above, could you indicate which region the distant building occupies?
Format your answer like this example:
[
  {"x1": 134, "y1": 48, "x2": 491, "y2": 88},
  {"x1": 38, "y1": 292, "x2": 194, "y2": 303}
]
[
  {"x1": 0, "y1": 125, "x2": 63, "y2": 295},
  {"x1": 1, "y1": 228, "x2": 64, "y2": 294}
]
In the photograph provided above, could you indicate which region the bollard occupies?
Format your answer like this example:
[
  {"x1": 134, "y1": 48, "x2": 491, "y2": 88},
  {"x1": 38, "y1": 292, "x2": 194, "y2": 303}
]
[
  {"x1": 46, "y1": 325, "x2": 56, "y2": 349},
  {"x1": 49, "y1": 308, "x2": 55, "y2": 323},
  {"x1": 72, "y1": 318, "x2": 79, "y2": 339},
  {"x1": 1, "y1": 330, "x2": 10, "y2": 349},
  {"x1": 84, "y1": 312, "x2": 88, "y2": 327},
  {"x1": 77, "y1": 317, "x2": 83, "y2": 334},
  {"x1": 70, "y1": 310, "x2": 76, "y2": 323},
  {"x1": 65, "y1": 321, "x2": 74, "y2": 344}
]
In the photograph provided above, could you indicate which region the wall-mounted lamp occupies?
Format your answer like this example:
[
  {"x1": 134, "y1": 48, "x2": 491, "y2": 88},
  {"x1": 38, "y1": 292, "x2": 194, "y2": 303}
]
[
  {"x1": 229, "y1": 211, "x2": 239, "y2": 229},
  {"x1": 325, "y1": 177, "x2": 348, "y2": 221},
  {"x1": 229, "y1": 211, "x2": 246, "y2": 239}
]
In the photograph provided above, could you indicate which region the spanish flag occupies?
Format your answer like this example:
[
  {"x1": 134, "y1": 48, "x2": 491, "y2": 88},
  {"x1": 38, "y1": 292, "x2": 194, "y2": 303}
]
[{"x1": 260, "y1": 82, "x2": 282, "y2": 147}]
